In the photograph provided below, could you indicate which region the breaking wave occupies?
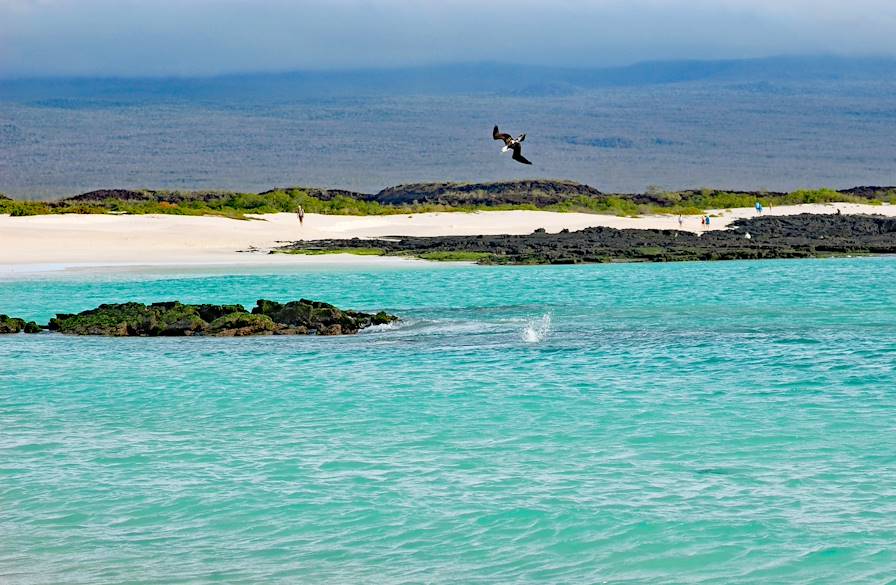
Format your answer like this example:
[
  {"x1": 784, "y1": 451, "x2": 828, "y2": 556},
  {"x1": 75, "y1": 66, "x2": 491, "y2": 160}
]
[{"x1": 521, "y1": 313, "x2": 552, "y2": 343}]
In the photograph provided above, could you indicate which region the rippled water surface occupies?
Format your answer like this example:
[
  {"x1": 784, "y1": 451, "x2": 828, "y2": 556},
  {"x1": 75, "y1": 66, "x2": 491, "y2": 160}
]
[{"x1": 2, "y1": 259, "x2": 895, "y2": 583}]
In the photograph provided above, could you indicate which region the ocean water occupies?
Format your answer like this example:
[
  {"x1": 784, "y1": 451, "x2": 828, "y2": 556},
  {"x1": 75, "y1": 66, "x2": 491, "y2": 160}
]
[
  {"x1": 3, "y1": 79, "x2": 896, "y2": 198},
  {"x1": 1, "y1": 258, "x2": 895, "y2": 583}
]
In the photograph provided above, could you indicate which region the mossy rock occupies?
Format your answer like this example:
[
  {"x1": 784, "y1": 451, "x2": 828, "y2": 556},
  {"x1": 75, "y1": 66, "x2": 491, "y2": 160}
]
[
  {"x1": 207, "y1": 313, "x2": 278, "y2": 336},
  {"x1": 146, "y1": 302, "x2": 207, "y2": 335},
  {"x1": 252, "y1": 299, "x2": 315, "y2": 326},
  {"x1": 0, "y1": 314, "x2": 40, "y2": 334},
  {"x1": 252, "y1": 298, "x2": 398, "y2": 334},
  {"x1": 47, "y1": 300, "x2": 398, "y2": 336},
  {"x1": 194, "y1": 304, "x2": 248, "y2": 322},
  {"x1": 371, "y1": 311, "x2": 397, "y2": 326}
]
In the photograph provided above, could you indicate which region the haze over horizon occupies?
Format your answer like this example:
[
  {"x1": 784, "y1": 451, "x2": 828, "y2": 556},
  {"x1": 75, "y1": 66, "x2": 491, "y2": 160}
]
[{"x1": 2, "y1": 0, "x2": 896, "y2": 78}]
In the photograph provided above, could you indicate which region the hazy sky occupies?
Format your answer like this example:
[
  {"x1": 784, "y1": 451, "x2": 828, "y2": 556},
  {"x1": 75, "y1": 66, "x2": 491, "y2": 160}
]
[{"x1": 2, "y1": 0, "x2": 896, "y2": 77}]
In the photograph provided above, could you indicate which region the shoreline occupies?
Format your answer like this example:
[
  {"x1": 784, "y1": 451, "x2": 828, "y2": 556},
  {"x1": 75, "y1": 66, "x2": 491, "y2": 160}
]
[{"x1": 2, "y1": 203, "x2": 894, "y2": 275}]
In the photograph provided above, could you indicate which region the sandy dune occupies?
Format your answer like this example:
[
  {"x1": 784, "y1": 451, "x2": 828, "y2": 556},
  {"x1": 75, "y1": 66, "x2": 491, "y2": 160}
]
[{"x1": 1, "y1": 203, "x2": 893, "y2": 273}]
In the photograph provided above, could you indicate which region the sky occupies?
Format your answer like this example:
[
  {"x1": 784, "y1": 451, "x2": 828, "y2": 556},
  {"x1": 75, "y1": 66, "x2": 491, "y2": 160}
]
[{"x1": 2, "y1": 0, "x2": 896, "y2": 77}]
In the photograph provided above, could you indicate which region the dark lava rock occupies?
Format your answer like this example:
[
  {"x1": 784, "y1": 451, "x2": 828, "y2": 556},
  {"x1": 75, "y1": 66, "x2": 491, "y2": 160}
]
[
  {"x1": 59, "y1": 189, "x2": 246, "y2": 207},
  {"x1": 837, "y1": 186, "x2": 896, "y2": 198},
  {"x1": 373, "y1": 180, "x2": 603, "y2": 206},
  {"x1": 251, "y1": 299, "x2": 398, "y2": 335},
  {"x1": 206, "y1": 313, "x2": 279, "y2": 337},
  {"x1": 48, "y1": 300, "x2": 397, "y2": 337},
  {"x1": 0, "y1": 314, "x2": 41, "y2": 334},
  {"x1": 62, "y1": 189, "x2": 156, "y2": 204},
  {"x1": 278, "y1": 213, "x2": 896, "y2": 264}
]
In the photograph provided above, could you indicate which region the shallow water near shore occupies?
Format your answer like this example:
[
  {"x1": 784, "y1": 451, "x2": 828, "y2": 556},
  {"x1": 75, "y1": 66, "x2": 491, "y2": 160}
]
[{"x1": 2, "y1": 258, "x2": 895, "y2": 583}]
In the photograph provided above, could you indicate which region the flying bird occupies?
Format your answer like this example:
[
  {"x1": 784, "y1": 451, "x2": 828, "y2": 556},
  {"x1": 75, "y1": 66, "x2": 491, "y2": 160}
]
[{"x1": 493, "y1": 125, "x2": 532, "y2": 165}]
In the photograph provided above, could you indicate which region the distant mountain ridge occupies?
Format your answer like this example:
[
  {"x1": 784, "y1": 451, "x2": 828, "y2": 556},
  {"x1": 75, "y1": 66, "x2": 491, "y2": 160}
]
[{"x1": 3, "y1": 56, "x2": 896, "y2": 101}]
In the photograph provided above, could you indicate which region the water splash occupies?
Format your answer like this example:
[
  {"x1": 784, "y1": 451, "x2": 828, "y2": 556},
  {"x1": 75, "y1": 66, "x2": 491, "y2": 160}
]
[{"x1": 521, "y1": 313, "x2": 551, "y2": 343}]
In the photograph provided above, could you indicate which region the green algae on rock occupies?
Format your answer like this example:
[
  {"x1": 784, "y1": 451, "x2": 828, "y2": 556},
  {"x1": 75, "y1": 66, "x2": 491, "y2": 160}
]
[
  {"x1": 0, "y1": 314, "x2": 41, "y2": 334},
  {"x1": 47, "y1": 300, "x2": 397, "y2": 337},
  {"x1": 251, "y1": 299, "x2": 397, "y2": 336}
]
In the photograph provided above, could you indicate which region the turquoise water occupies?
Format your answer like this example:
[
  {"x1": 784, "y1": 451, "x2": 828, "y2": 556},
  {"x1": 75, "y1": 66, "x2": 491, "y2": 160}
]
[{"x1": 2, "y1": 258, "x2": 895, "y2": 583}]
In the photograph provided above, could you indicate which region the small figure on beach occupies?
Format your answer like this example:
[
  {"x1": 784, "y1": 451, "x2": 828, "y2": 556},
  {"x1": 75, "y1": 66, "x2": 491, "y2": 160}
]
[
  {"x1": 297, "y1": 205, "x2": 305, "y2": 226},
  {"x1": 678, "y1": 215, "x2": 684, "y2": 227},
  {"x1": 755, "y1": 201, "x2": 763, "y2": 213},
  {"x1": 701, "y1": 216, "x2": 705, "y2": 225},
  {"x1": 704, "y1": 215, "x2": 711, "y2": 225}
]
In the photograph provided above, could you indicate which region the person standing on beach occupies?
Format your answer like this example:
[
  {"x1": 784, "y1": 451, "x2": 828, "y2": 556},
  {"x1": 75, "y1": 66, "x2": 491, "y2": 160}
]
[
  {"x1": 297, "y1": 205, "x2": 305, "y2": 226},
  {"x1": 678, "y1": 215, "x2": 684, "y2": 228}
]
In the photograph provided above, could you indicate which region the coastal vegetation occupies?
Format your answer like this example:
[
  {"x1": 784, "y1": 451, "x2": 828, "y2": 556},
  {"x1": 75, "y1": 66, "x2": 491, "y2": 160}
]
[
  {"x1": 0, "y1": 300, "x2": 397, "y2": 336},
  {"x1": 281, "y1": 247, "x2": 387, "y2": 256},
  {"x1": 1, "y1": 182, "x2": 893, "y2": 219},
  {"x1": 415, "y1": 251, "x2": 495, "y2": 262}
]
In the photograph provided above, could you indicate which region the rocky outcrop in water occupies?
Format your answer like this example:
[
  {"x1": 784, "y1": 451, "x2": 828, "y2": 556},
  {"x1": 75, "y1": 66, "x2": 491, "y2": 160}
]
[
  {"x1": 0, "y1": 314, "x2": 41, "y2": 334},
  {"x1": 251, "y1": 299, "x2": 396, "y2": 336},
  {"x1": 47, "y1": 300, "x2": 397, "y2": 336},
  {"x1": 278, "y1": 214, "x2": 896, "y2": 264}
]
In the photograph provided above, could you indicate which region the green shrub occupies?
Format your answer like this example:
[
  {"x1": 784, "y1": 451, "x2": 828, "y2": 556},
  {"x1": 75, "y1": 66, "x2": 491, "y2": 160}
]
[
  {"x1": 416, "y1": 251, "x2": 494, "y2": 262},
  {"x1": 2, "y1": 200, "x2": 51, "y2": 216},
  {"x1": 280, "y1": 247, "x2": 385, "y2": 256},
  {"x1": 1, "y1": 185, "x2": 893, "y2": 220}
]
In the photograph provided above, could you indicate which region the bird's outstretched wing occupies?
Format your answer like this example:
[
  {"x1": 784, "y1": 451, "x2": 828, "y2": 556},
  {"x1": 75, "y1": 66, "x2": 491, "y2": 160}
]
[
  {"x1": 493, "y1": 125, "x2": 513, "y2": 145},
  {"x1": 511, "y1": 144, "x2": 532, "y2": 165}
]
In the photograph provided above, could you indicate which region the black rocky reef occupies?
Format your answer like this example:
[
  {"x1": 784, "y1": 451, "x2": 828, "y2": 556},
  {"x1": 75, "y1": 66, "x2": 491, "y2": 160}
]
[
  {"x1": 0, "y1": 314, "x2": 41, "y2": 334},
  {"x1": 278, "y1": 214, "x2": 896, "y2": 264},
  {"x1": 45, "y1": 300, "x2": 397, "y2": 337}
]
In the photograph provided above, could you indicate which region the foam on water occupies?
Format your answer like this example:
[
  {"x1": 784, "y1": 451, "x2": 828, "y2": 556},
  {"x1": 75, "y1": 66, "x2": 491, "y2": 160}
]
[
  {"x1": 521, "y1": 313, "x2": 552, "y2": 343},
  {"x1": 1, "y1": 258, "x2": 895, "y2": 583}
]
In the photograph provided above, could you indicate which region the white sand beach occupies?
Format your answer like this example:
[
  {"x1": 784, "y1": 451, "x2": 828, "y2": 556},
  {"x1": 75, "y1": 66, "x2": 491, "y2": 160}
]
[{"x1": 1, "y1": 202, "x2": 893, "y2": 273}]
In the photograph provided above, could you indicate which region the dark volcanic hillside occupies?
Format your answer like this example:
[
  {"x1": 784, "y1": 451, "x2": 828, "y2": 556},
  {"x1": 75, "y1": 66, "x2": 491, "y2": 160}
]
[
  {"x1": 65, "y1": 189, "x2": 155, "y2": 203},
  {"x1": 372, "y1": 180, "x2": 603, "y2": 206}
]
